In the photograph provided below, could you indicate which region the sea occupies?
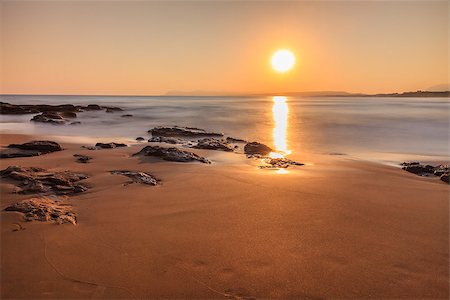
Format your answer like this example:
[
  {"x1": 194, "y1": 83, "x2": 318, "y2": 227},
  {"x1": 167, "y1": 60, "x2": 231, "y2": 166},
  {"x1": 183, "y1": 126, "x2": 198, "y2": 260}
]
[{"x1": 1, "y1": 95, "x2": 448, "y2": 164}]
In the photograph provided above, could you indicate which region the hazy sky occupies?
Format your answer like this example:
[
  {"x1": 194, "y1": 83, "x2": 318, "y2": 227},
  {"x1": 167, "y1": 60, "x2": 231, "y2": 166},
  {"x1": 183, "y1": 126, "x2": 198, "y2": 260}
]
[{"x1": 1, "y1": 1, "x2": 448, "y2": 95}]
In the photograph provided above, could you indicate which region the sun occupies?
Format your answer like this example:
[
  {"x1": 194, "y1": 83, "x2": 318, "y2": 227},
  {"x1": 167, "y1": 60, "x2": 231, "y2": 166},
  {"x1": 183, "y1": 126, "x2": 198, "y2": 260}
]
[{"x1": 271, "y1": 49, "x2": 295, "y2": 73}]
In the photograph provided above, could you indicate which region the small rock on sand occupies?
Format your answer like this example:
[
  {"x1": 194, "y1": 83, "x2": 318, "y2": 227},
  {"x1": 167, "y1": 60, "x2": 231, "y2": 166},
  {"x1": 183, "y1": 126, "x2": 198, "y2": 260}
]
[
  {"x1": 95, "y1": 142, "x2": 127, "y2": 149},
  {"x1": 73, "y1": 154, "x2": 92, "y2": 163},
  {"x1": 194, "y1": 138, "x2": 233, "y2": 152},
  {"x1": 111, "y1": 170, "x2": 159, "y2": 185},
  {"x1": 1, "y1": 141, "x2": 63, "y2": 158}
]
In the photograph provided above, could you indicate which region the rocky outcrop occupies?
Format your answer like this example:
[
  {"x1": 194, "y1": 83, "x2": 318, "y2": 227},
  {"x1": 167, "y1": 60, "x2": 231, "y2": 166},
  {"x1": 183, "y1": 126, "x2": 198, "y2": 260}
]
[
  {"x1": 148, "y1": 126, "x2": 223, "y2": 137},
  {"x1": 401, "y1": 162, "x2": 449, "y2": 184},
  {"x1": 194, "y1": 138, "x2": 233, "y2": 152},
  {"x1": 244, "y1": 142, "x2": 272, "y2": 156},
  {"x1": 134, "y1": 146, "x2": 210, "y2": 164},
  {"x1": 111, "y1": 170, "x2": 159, "y2": 185},
  {"x1": 5, "y1": 197, "x2": 77, "y2": 224},
  {"x1": 95, "y1": 142, "x2": 127, "y2": 149},
  {"x1": 73, "y1": 154, "x2": 92, "y2": 163},
  {"x1": 0, "y1": 102, "x2": 79, "y2": 114},
  {"x1": 1, "y1": 166, "x2": 88, "y2": 195},
  {"x1": 31, "y1": 112, "x2": 66, "y2": 125},
  {"x1": 136, "y1": 137, "x2": 145, "y2": 141},
  {"x1": 121, "y1": 114, "x2": 133, "y2": 117}
]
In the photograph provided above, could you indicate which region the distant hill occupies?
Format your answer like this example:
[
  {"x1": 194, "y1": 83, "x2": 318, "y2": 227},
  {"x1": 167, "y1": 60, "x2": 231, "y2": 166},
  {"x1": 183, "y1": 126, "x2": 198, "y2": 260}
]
[{"x1": 371, "y1": 90, "x2": 449, "y2": 97}]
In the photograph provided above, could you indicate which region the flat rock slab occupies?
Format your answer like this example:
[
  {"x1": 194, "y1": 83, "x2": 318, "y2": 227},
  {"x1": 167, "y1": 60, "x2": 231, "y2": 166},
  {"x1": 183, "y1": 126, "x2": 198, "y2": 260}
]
[
  {"x1": 95, "y1": 142, "x2": 127, "y2": 149},
  {"x1": 8, "y1": 140, "x2": 62, "y2": 153},
  {"x1": 1, "y1": 141, "x2": 63, "y2": 158},
  {"x1": 401, "y1": 162, "x2": 449, "y2": 184},
  {"x1": 5, "y1": 197, "x2": 77, "y2": 224},
  {"x1": 1, "y1": 166, "x2": 89, "y2": 195},
  {"x1": 194, "y1": 138, "x2": 233, "y2": 152},
  {"x1": 148, "y1": 126, "x2": 223, "y2": 137},
  {"x1": 134, "y1": 146, "x2": 211, "y2": 164},
  {"x1": 111, "y1": 170, "x2": 159, "y2": 185},
  {"x1": 244, "y1": 142, "x2": 272, "y2": 155}
]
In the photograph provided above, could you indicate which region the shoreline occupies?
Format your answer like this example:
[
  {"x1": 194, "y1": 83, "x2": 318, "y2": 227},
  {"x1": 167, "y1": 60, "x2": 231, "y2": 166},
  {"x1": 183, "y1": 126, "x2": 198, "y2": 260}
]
[{"x1": 1, "y1": 132, "x2": 449, "y2": 299}]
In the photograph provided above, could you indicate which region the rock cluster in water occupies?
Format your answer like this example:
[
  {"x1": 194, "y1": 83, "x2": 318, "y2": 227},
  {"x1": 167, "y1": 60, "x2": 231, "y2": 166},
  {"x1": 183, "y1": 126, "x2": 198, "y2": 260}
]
[
  {"x1": 134, "y1": 145, "x2": 211, "y2": 164},
  {"x1": 1, "y1": 141, "x2": 63, "y2": 158},
  {"x1": 401, "y1": 162, "x2": 449, "y2": 184},
  {"x1": 1, "y1": 166, "x2": 89, "y2": 194},
  {"x1": 111, "y1": 170, "x2": 159, "y2": 185},
  {"x1": 244, "y1": 142, "x2": 273, "y2": 156},
  {"x1": 5, "y1": 197, "x2": 77, "y2": 224},
  {"x1": 0, "y1": 102, "x2": 124, "y2": 126}
]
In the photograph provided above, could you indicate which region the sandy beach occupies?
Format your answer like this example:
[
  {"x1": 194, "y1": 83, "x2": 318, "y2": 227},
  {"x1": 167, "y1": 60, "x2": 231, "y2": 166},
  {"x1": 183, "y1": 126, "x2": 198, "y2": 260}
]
[{"x1": 1, "y1": 133, "x2": 448, "y2": 299}]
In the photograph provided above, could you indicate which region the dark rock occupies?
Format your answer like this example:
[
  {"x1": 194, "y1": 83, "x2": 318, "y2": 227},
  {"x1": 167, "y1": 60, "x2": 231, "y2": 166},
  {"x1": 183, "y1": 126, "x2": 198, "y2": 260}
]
[
  {"x1": 194, "y1": 138, "x2": 233, "y2": 152},
  {"x1": 134, "y1": 146, "x2": 210, "y2": 164},
  {"x1": 30, "y1": 113, "x2": 66, "y2": 125},
  {"x1": 5, "y1": 197, "x2": 77, "y2": 224},
  {"x1": 105, "y1": 107, "x2": 123, "y2": 113},
  {"x1": 401, "y1": 162, "x2": 435, "y2": 176},
  {"x1": 148, "y1": 126, "x2": 223, "y2": 137},
  {"x1": 121, "y1": 114, "x2": 133, "y2": 117},
  {"x1": 440, "y1": 173, "x2": 449, "y2": 184},
  {"x1": 7, "y1": 141, "x2": 62, "y2": 153},
  {"x1": 111, "y1": 170, "x2": 159, "y2": 185},
  {"x1": 226, "y1": 137, "x2": 247, "y2": 143},
  {"x1": 60, "y1": 111, "x2": 77, "y2": 118},
  {"x1": 73, "y1": 154, "x2": 92, "y2": 163},
  {"x1": 148, "y1": 136, "x2": 181, "y2": 144},
  {"x1": 136, "y1": 137, "x2": 145, "y2": 141},
  {"x1": 244, "y1": 142, "x2": 272, "y2": 156},
  {"x1": 1, "y1": 166, "x2": 88, "y2": 195},
  {"x1": 95, "y1": 142, "x2": 127, "y2": 149},
  {"x1": 433, "y1": 165, "x2": 449, "y2": 176},
  {"x1": 84, "y1": 104, "x2": 102, "y2": 110},
  {"x1": 70, "y1": 121, "x2": 81, "y2": 125}
]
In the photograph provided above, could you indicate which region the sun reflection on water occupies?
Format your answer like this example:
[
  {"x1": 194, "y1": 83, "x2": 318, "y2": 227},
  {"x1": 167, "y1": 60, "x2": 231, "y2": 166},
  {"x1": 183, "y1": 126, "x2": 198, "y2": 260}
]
[{"x1": 271, "y1": 96, "x2": 291, "y2": 158}]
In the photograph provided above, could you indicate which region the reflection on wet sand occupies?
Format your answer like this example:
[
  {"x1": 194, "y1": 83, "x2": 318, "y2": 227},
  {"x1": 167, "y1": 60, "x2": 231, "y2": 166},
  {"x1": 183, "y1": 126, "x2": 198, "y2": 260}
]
[{"x1": 271, "y1": 96, "x2": 291, "y2": 158}]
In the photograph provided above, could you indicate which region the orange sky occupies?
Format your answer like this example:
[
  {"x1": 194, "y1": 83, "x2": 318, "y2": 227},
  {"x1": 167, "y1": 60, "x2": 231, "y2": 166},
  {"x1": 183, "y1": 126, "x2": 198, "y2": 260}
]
[{"x1": 1, "y1": 1, "x2": 448, "y2": 95}]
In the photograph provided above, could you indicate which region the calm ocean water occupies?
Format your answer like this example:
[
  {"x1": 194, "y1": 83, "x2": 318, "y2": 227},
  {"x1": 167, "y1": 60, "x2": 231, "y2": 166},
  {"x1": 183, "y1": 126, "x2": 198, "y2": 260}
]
[{"x1": 1, "y1": 95, "x2": 449, "y2": 163}]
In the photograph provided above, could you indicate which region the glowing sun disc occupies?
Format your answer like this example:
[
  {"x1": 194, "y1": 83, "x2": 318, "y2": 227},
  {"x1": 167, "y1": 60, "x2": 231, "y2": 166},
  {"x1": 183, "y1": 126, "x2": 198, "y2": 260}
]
[{"x1": 271, "y1": 49, "x2": 295, "y2": 73}]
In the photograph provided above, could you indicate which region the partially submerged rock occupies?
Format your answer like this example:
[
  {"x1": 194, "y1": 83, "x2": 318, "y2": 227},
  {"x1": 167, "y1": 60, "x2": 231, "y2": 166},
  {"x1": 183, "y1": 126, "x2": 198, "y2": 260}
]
[
  {"x1": 1, "y1": 166, "x2": 88, "y2": 195},
  {"x1": 194, "y1": 138, "x2": 233, "y2": 152},
  {"x1": 73, "y1": 154, "x2": 92, "y2": 163},
  {"x1": 95, "y1": 142, "x2": 127, "y2": 149},
  {"x1": 134, "y1": 146, "x2": 210, "y2": 164},
  {"x1": 8, "y1": 141, "x2": 63, "y2": 156},
  {"x1": 136, "y1": 137, "x2": 145, "y2": 141},
  {"x1": 121, "y1": 114, "x2": 133, "y2": 117},
  {"x1": 111, "y1": 170, "x2": 159, "y2": 185},
  {"x1": 31, "y1": 113, "x2": 66, "y2": 125},
  {"x1": 149, "y1": 126, "x2": 223, "y2": 137},
  {"x1": 105, "y1": 107, "x2": 123, "y2": 113},
  {"x1": 5, "y1": 197, "x2": 77, "y2": 224},
  {"x1": 244, "y1": 142, "x2": 272, "y2": 156},
  {"x1": 401, "y1": 162, "x2": 449, "y2": 184}
]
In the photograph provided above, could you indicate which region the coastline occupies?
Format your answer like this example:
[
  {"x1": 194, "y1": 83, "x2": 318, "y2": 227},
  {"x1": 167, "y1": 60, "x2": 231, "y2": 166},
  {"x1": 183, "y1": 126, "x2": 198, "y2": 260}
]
[{"x1": 1, "y1": 133, "x2": 448, "y2": 299}]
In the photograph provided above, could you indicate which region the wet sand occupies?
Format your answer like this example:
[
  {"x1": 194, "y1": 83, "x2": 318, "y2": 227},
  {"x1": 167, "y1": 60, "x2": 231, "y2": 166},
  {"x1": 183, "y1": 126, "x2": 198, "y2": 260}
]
[{"x1": 1, "y1": 133, "x2": 448, "y2": 299}]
